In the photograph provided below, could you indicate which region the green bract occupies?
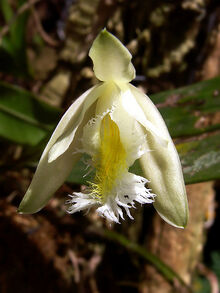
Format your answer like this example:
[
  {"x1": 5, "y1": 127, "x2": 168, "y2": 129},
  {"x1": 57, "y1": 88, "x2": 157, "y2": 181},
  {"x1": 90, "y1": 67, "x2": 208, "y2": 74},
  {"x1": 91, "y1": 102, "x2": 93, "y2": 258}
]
[{"x1": 19, "y1": 29, "x2": 189, "y2": 228}]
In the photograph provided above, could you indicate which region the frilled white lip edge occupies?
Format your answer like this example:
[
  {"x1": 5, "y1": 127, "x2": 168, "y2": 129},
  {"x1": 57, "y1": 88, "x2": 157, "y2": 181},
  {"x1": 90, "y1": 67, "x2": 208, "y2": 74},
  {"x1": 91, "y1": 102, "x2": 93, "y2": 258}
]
[{"x1": 66, "y1": 172, "x2": 155, "y2": 223}]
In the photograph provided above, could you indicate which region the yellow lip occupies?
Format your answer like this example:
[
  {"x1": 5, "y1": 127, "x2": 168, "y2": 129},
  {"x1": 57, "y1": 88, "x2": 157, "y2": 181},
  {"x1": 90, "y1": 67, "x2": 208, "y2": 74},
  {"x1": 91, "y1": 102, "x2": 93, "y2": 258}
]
[{"x1": 89, "y1": 114, "x2": 127, "y2": 201}]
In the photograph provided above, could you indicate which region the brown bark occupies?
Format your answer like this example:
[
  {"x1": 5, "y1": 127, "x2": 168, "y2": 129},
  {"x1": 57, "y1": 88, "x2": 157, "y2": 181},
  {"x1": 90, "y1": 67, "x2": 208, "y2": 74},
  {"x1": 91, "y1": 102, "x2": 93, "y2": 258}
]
[
  {"x1": 141, "y1": 17, "x2": 220, "y2": 293},
  {"x1": 141, "y1": 182, "x2": 215, "y2": 293}
]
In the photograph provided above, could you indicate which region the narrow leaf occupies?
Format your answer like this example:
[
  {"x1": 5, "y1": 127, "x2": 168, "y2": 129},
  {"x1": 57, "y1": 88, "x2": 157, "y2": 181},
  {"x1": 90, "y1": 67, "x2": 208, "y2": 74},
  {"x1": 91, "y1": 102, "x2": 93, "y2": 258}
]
[
  {"x1": 0, "y1": 82, "x2": 61, "y2": 146},
  {"x1": 151, "y1": 76, "x2": 220, "y2": 137},
  {"x1": 104, "y1": 230, "x2": 192, "y2": 292}
]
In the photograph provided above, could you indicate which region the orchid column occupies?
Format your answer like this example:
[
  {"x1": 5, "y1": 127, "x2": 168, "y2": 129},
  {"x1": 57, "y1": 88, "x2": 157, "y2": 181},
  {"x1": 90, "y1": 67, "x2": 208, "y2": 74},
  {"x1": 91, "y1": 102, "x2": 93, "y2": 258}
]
[{"x1": 19, "y1": 29, "x2": 188, "y2": 228}]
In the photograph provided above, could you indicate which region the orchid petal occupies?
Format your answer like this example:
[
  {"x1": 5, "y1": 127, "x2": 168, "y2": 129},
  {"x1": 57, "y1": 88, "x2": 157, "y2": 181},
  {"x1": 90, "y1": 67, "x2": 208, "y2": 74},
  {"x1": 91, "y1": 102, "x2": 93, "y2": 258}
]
[
  {"x1": 117, "y1": 83, "x2": 168, "y2": 147},
  {"x1": 48, "y1": 84, "x2": 106, "y2": 162}
]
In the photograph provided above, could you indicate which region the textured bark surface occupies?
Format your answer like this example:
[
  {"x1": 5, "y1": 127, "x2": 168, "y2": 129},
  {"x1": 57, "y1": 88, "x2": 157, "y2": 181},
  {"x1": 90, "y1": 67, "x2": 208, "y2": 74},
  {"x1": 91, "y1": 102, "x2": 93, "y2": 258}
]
[
  {"x1": 141, "y1": 182, "x2": 215, "y2": 293},
  {"x1": 140, "y1": 12, "x2": 220, "y2": 292}
]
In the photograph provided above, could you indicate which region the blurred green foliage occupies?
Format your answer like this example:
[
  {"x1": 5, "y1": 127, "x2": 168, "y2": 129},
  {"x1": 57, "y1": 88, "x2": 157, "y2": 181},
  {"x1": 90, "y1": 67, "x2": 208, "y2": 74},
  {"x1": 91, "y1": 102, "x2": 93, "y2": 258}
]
[
  {"x1": 0, "y1": 0, "x2": 30, "y2": 77},
  {"x1": 151, "y1": 76, "x2": 220, "y2": 138},
  {"x1": 0, "y1": 81, "x2": 60, "y2": 146},
  {"x1": 195, "y1": 251, "x2": 220, "y2": 293}
]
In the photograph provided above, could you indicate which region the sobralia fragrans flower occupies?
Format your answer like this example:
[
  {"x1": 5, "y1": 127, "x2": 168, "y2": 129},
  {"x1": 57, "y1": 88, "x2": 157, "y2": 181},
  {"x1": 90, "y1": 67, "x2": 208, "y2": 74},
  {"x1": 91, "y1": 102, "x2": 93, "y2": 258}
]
[{"x1": 19, "y1": 29, "x2": 189, "y2": 228}]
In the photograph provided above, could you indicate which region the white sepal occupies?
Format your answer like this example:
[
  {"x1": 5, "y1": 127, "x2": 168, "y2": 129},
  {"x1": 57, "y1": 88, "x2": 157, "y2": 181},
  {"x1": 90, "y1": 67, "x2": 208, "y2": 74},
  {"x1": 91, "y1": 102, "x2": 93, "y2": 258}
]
[
  {"x1": 89, "y1": 29, "x2": 135, "y2": 83},
  {"x1": 129, "y1": 84, "x2": 188, "y2": 228},
  {"x1": 18, "y1": 84, "x2": 106, "y2": 214}
]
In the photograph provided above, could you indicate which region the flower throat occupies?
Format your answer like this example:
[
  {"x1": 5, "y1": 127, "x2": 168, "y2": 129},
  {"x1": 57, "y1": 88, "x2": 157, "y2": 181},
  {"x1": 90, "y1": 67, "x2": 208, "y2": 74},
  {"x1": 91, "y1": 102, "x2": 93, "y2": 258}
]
[{"x1": 89, "y1": 114, "x2": 127, "y2": 200}]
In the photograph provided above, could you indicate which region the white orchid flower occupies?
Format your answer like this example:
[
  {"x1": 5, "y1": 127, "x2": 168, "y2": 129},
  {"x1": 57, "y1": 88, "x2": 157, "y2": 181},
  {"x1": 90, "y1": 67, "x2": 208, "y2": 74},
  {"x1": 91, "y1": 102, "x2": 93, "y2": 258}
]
[{"x1": 19, "y1": 29, "x2": 188, "y2": 228}]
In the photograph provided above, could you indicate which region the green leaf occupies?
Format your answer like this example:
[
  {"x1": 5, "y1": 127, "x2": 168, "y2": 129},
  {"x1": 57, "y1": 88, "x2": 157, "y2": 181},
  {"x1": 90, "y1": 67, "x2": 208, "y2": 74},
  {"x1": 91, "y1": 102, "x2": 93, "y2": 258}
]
[
  {"x1": 194, "y1": 251, "x2": 220, "y2": 293},
  {"x1": 177, "y1": 133, "x2": 220, "y2": 184},
  {"x1": 194, "y1": 277, "x2": 210, "y2": 293},
  {"x1": 0, "y1": 81, "x2": 61, "y2": 146},
  {"x1": 104, "y1": 230, "x2": 192, "y2": 292},
  {"x1": 10, "y1": 0, "x2": 28, "y2": 50},
  {"x1": 0, "y1": 0, "x2": 30, "y2": 77},
  {"x1": 151, "y1": 76, "x2": 220, "y2": 138},
  {"x1": 211, "y1": 251, "x2": 220, "y2": 282},
  {"x1": 0, "y1": 0, "x2": 13, "y2": 22}
]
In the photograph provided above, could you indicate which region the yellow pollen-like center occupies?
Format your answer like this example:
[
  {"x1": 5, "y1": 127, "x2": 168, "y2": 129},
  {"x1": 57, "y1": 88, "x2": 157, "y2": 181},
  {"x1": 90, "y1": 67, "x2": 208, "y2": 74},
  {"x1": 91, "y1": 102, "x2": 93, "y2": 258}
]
[{"x1": 89, "y1": 114, "x2": 127, "y2": 200}]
